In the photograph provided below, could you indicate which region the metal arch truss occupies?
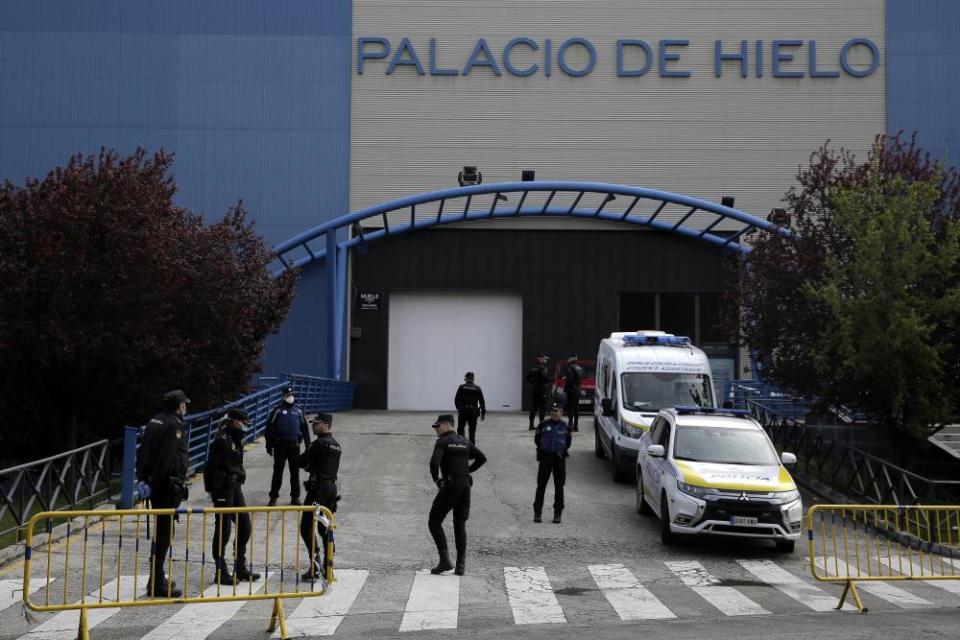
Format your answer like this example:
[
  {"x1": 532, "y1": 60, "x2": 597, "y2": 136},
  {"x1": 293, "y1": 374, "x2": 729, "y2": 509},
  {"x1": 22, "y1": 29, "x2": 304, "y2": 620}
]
[{"x1": 270, "y1": 181, "x2": 790, "y2": 380}]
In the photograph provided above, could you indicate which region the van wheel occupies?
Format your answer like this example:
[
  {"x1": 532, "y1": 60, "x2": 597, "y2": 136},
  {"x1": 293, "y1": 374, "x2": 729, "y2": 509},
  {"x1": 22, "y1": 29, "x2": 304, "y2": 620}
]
[
  {"x1": 660, "y1": 494, "x2": 676, "y2": 545},
  {"x1": 611, "y1": 448, "x2": 628, "y2": 483},
  {"x1": 775, "y1": 539, "x2": 795, "y2": 553},
  {"x1": 594, "y1": 426, "x2": 606, "y2": 459},
  {"x1": 636, "y1": 469, "x2": 652, "y2": 515}
]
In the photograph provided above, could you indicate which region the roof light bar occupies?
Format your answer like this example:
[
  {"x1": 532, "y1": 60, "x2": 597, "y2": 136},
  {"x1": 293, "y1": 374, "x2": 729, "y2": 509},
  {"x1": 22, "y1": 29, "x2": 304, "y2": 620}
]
[
  {"x1": 622, "y1": 334, "x2": 691, "y2": 347},
  {"x1": 674, "y1": 405, "x2": 751, "y2": 417}
]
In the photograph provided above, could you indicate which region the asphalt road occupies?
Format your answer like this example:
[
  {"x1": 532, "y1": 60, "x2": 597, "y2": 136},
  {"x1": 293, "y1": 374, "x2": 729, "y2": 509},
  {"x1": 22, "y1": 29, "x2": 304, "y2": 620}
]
[{"x1": 1, "y1": 411, "x2": 958, "y2": 639}]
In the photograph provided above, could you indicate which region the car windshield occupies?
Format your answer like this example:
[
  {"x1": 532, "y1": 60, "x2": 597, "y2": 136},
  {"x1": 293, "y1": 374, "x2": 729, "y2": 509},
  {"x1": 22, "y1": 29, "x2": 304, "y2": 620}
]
[
  {"x1": 672, "y1": 426, "x2": 779, "y2": 465},
  {"x1": 620, "y1": 372, "x2": 713, "y2": 411}
]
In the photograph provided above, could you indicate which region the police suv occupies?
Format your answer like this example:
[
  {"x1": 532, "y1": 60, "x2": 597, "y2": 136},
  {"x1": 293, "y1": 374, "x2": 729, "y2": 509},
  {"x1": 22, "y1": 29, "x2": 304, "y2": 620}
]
[{"x1": 635, "y1": 406, "x2": 802, "y2": 552}]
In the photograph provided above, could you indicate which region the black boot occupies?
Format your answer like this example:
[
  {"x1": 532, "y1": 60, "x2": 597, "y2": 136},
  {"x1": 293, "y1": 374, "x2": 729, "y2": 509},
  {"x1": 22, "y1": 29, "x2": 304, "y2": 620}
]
[
  {"x1": 234, "y1": 558, "x2": 261, "y2": 582},
  {"x1": 455, "y1": 553, "x2": 465, "y2": 576},
  {"x1": 533, "y1": 512, "x2": 542, "y2": 523},
  {"x1": 431, "y1": 549, "x2": 453, "y2": 575},
  {"x1": 553, "y1": 511, "x2": 562, "y2": 524},
  {"x1": 147, "y1": 572, "x2": 182, "y2": 598},
  {"x1": 215, "y1": 559, "x2": 235, "y2": 586},
  {"x1": 301, "y1": 558, "x2": 322, "y2": 581}
]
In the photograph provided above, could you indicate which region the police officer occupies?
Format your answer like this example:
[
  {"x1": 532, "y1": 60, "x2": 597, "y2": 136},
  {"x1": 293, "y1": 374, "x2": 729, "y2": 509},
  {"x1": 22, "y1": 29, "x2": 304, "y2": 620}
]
[
  {"x1": 265, "y1": 385, "x2": 311, "y2": 506},
  {"x1": 298, "y1": 413, "x2": 341, "y2": 581},
  {"x1": 428, "y1": 414, "x2": 486, "y2": 576},
  {"x1": 563, "y1": 355, "x2": 584, "y2": 432},
  {"x1": 526, "y1": 354, "x2": 551, "y2": 430},
  {"x1": 136, "y1": 389, "x2": 190, "y2": 598},
  {"x1": 203, "y1": 408, "x2": 261, "y2": 585},
  {"x1": 454, "y1": 372, "x2": 486, "y2": 444},
  {"x1": 533, "y1": 402, "x2": 572, "y2": 524}
]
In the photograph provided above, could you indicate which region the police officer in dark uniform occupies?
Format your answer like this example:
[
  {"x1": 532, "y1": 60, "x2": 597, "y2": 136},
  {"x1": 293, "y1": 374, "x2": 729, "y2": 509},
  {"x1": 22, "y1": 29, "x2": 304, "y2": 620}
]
[
  {"x1": 428, "y1": 414, "x2": 487, "y2": 576},
  {"x1": 454, "y1": 372, "x2": 486, "y2": 444},
  {"x1": 203, "y1": 408, "x2": 261, "y2": 586},
  {"x1": 298, "y1": 412, "x2": 341, "y2": 581},
  {"x1": 265, "y1": 385, "x2": 311, "y2": 506},
  {"x1": 526, "y1": 354, "x2": 551, "y2": 430},
  {"x1": 136, "y1": 389, "x2": 191, "y2": 598},
  {"x1": 563, "y1": 355, "x2": 584, "y2": 432},
  {"x1": 533, "y1": 402, "x2": 572, "y2": 524}
]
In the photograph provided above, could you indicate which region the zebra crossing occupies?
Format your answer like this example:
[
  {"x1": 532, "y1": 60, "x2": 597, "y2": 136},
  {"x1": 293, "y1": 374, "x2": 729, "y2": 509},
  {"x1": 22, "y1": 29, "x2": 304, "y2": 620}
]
[{"x1": 2, "y1": 556, "x2": 955, "y2": 638}]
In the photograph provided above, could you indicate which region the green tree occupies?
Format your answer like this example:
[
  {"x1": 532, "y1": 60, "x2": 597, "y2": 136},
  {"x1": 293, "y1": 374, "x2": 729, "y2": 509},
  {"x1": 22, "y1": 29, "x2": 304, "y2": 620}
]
[
  {"x1": 735, "y1": 134, "x2": 960, "y2": 443},
  {"x1": 0, "y1": 149, "x2": 298, "y2": 462}
]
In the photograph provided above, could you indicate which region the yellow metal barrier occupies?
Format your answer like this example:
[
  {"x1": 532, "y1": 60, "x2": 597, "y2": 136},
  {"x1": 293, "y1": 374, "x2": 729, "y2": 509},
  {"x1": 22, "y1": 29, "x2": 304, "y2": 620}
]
[
  {"x1": 807, "y1": 504, "x2": 960, "y2": 613},
  {"x1": 22, "y1": 505, "x2": 336, "y2": 639}
]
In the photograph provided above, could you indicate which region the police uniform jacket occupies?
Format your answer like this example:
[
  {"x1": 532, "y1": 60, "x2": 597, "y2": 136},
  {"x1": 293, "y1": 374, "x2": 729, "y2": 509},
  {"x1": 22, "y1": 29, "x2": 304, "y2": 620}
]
[
  {"x1": 563, "y1": 364, "x2": 584, "y2": 396},
  {"x1": 137, "y1": 410, "x2": 188, "y2": 490},
  {"x1": 266, "y1": 402, "x2": 311, "y2": 447},
  {"x1": 430, "y1": 431, "x2": 487, "y2": 483},
  {"x1": 526, "y1": 364, "x2": 551, "y2": 393},
  {"x1": 204, "y1": 425, "x2": 246, "y2": 495},
  {"x1": 454, "y1": 383, "x2": 487, "y2": 418},
  {"x1": 535, "y1": 417, "x2": 572, "y2": 459},
  {"x1": 299, "y1": 433, "x2": 342, "y2": 481}
]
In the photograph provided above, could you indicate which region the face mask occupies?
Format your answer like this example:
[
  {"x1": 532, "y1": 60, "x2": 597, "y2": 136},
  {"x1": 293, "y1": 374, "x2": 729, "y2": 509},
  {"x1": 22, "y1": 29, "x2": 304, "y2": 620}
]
[{"x1": 284, "y1": 395, "x2": 294, "y2": 404}]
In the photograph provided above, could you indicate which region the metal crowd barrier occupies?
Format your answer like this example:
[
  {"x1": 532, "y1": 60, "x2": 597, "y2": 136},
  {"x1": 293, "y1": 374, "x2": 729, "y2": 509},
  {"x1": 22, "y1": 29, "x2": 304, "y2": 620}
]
[
  {"x1": 22, "y1": 505, "x2": 336, "y2": 639},
  {"x1": 807, "y1": 504, "x2": 960, "y2": 612}
]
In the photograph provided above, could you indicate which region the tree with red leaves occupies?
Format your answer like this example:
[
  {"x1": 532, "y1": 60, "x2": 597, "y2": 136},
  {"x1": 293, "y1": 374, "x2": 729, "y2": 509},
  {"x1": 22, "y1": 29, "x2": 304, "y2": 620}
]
[
  {"x1": 734, "y1": 133, "x2": 960, "y2": 443},
  {"x1": 0, "y1": 149, "x2": 297, "y2": 461}
]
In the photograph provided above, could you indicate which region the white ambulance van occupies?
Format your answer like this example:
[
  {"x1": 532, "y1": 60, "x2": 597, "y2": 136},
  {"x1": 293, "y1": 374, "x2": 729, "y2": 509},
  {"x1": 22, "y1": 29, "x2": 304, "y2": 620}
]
[{"x1": 594, "y1": 331, "x2": 716, "y2": 482}]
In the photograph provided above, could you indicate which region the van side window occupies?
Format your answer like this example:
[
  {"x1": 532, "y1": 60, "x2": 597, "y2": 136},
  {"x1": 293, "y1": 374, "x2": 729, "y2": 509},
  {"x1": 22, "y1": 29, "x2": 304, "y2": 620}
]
[
  {"x1": 602, "y1": 363, "x2": 612, "y2": 397},
  {"x1": 610, "y1": 373, "x2": 619, "y2": 408}
]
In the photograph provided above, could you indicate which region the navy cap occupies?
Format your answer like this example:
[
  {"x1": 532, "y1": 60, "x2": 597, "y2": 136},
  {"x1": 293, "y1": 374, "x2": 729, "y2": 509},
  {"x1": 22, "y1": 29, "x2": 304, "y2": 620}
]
[
  {"x1": 432, "y1": 414, "x2": 455, "y2": 428},
  {"x1": 163, "y1": 389, "x2": 191, "y2": 404},
  {"x1": 464, "y1": 371, "x2": 475, "y2": 380},
  {"x1": 226, "y1": 408, "x2": 250, "y2": 422},
  {"x1": 567, "y1": 354, "x2": 578, "y2": 360},
  {"x1": 537, "y1": 353, "x2": 548, "y2": 359},
  {"x1": 312, "y1": 412, "x2": 333, "y2": 426},
  {"x1": 550, "y1": 402, "x2": 563, "y2": 411},
  {"x1": 281, "y1": 385, "x2": 293, "y2": 395}
]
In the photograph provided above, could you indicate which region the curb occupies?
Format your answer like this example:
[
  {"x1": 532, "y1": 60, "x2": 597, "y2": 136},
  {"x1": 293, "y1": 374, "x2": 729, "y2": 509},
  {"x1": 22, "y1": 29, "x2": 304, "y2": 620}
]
[{"x1": 0, "y1": 502, "x2": 118, "y2": 571}]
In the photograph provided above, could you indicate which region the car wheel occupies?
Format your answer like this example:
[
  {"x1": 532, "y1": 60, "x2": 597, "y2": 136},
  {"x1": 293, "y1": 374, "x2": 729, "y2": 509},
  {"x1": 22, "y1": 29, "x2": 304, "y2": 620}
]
[
  {"x1": 611, "y1": 447, "x2": 628, "y2": 483},
  {"x1": 594, "y1": 426, "x2": 606, "y2": 459},
  {"x1": 636, "y1": 468, "x2": 652, "y2": 515},
  {"x1": 660, "y1": 493, "x2": 676, "y2": 545},
  {"x1": 775, "y1": 539, "x2": 795, "y2": 553}
]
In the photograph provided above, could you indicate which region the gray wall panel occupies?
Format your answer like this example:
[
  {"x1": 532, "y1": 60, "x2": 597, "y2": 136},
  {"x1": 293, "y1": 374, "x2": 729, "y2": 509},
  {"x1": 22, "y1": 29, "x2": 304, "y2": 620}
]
[{"x1": 352, "y1": 0, "x2": 885, "y2": 224}]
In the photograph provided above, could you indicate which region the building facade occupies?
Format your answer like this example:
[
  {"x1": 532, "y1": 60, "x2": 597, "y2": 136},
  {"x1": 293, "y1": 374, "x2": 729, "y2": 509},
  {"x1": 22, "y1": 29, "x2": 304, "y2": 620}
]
[{"x1": 1, "y1": 1, "x2": 957, "y2": 410}]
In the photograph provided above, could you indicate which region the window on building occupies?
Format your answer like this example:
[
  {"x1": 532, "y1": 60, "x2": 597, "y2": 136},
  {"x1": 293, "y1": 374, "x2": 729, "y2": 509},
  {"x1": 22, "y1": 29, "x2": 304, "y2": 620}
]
[
  {"x1": 618, "y1": 293, "x2": 655, "y2": 331},
  {"x1": 659, "y1": 293, "x2": 695, "y2": 339},
  {"x1": 699, "y1": 293, "x2": 732, "y2": 345}
]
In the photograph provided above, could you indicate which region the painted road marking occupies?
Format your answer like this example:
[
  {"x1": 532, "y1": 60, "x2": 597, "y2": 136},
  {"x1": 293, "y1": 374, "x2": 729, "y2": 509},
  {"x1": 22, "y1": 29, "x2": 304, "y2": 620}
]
[
  {"x1": 272, "y1": 569, "x2": 369, "y2": 637},
  {"x1": 398, "y1": 570, "x2": 459, "y2": 632},
  {"x1": 814, "y1": 558, "x2": 931, "y2": 607},
  {"x1": 138, "y1": 572, "x2": 271, "y2": 640},
  {"x1": 666, "y1": 560, "x2": 769, "y2": 616},
  {"x1": 737, "y1": 559, "x2": 854, "y2": 611},
  {"x1": 503, "y1": 567, "x2": 565, "y2": 625},
  {"x1": 1, "y1": 578, "x2": 49, "y2": 613},
  {"x1": 588, "y1": 564, "x2": 675, "y2": 620},
  {"x1": 17, "y1": 576, "x2": 145, "y2": 640}
]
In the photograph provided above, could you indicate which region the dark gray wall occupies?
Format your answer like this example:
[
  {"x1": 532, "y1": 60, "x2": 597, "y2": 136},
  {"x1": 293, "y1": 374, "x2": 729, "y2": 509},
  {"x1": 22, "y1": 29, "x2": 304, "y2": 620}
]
[{"x1": 349, "y1": 228, "x2": 732, "y2": 409}]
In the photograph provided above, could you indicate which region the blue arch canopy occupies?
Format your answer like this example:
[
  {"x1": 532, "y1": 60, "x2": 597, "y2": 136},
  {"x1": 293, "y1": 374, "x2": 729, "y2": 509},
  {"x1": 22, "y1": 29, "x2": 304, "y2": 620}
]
[{"x1": 270, "y1": 181, "x2": 788, "y2": 379}]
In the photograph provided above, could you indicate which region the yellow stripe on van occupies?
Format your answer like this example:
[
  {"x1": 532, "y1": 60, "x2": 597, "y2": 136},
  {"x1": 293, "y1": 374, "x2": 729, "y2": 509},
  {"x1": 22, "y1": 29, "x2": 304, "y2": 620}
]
[
  {"x1": 624, "y1": 419, "x2": 651, "y2": 432},
  {"x1": 674, "y1": 461, "x2": 797, "y2": 492}
]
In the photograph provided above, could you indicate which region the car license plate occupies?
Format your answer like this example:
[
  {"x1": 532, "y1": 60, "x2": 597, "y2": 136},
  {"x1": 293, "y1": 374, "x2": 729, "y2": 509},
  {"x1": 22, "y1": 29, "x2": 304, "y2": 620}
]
[{"x1": 730, "y1": 516, "x2": 758, "y2": 526}]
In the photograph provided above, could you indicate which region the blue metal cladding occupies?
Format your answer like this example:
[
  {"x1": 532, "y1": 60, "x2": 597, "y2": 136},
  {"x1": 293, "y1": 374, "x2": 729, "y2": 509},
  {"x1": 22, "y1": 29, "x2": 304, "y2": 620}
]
[
  {"x1": 0, "y1": 0, "x2": 352, "y2": 380},
  {"x1": 886, "y1": 0, "x2": 960, "y2": 168},
  {"x1": 0, "y1": 0, "x2": 351, "y2": 248}
]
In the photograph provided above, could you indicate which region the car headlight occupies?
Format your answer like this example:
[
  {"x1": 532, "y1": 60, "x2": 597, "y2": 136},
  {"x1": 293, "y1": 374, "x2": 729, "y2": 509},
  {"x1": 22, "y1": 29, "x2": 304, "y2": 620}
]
[
  {"x1": 773, "y1": 489, "x2": 801, "y2": 503},
  {"x1": 677, "y1": 482, "x2": 717, "y2": 498}
]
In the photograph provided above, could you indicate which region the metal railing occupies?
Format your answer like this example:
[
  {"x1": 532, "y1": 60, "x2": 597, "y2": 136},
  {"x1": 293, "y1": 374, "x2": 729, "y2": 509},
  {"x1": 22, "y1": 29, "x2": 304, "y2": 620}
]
[
  {"x1": 119, "y1": 375, "x2": 355, "y2": 507},
  {"x1": 750, "y1": 399, "x2": 960, "y2": 505},
  {"x1": 0, "y1": 440, "x2": 113, "y2": 543}
]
